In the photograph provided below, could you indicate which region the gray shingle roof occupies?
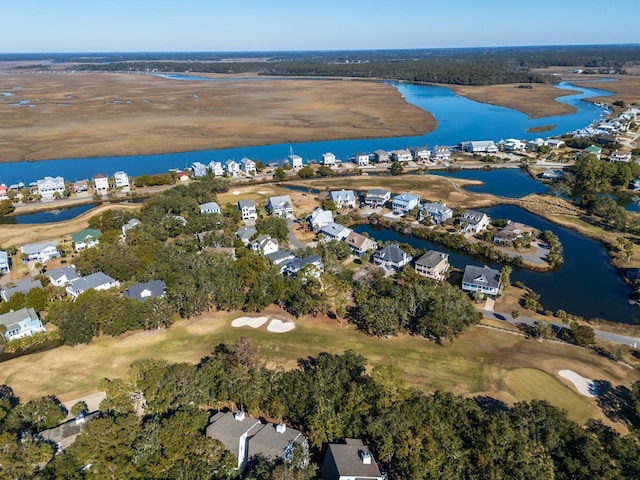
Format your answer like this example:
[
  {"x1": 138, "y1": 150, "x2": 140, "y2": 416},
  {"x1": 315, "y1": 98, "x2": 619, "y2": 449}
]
[
  {"x1": 68, "y1": 272, "x2": 116, "y2": 293},
  {"x1": 265, "y1": 250, "x2": 295, "y2": 264},
  {"x1": 1, "y1": 280, "x2": 43, "y2": 301},
  {"x1": 323, "y1": 439, "x2": 383, "y2": 480},
  {"x1": 123, "y1": 280, "x2": 166, "y2": 302},
  {"x1": 0, "y1": 307, "x2": 39, "y2": 332},
  {"x1": 47, "y1": 265, "x2": 79, "y2": 283},
  {"x1": 21, "y1": 242, "x2": 57, "y2": 255},
  {"x1": 416, "y1": 250, "x2": 449, "y2": 268},
  {"x1": 374, "y1": 244, "x2": 409, "y2": 264},
  {"x1": 462, "y1": 265, "x2": 500, "y2": 289}
]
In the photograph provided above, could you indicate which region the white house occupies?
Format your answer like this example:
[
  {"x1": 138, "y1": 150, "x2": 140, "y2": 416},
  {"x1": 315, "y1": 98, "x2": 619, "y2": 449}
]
[
  {"x1": 47, "y1": 265, "x2": 80, "y2": 287},
  {"x1": 240, "y1": 158, "x2": 257, "y2": 175},
  {"x1": 93, "y1": 173, "x2": 109, "y2": 195},
  {"x1": 282, "y1": 255, "x2": 324, "y2": 278},
  {"x1": 322, "y1": 439, "x2": 384, "y2": 480},
  {"x1": 225, "y1": 159, "x2": 240, "y2": 176},
  {"x1": 71, "y1": 229, "x2": 102, "y2": 252},
  {"x1": 374, "y1": 149, "x2": 390, "y2": 163},
  {"x1": 322, "y1": 152, "x2": 336, "y2": 166},
  {"x1": 392, "y1": 193, "x2": 420, "y2": 215},
  {"x1": 412, "y1": 147, "x2": 430, "y2": 161},
  {"x1": 328, "y1": 189, "x2": 357, "y2": 209},
  {"x1": 121, "y1": 218, "x2": 141, "y2": 237},
  {"x1": 421, "y1": 202, "x2": 453, "y2": 224},
  {"x1": 287, "y1": 151, "x2": 303, "y2": 169},
  {"x1": 354, "y1": 152, "x2": 370, "y2": 167},
  {"x1": 0, "y1": 308, "x2": 45, "y2": 342},
  {"x1": 462, "y1": 265, "x2": 501, "y2": 297},
  {"x1": 208, "y1": 161, "x2": 224, "y2": 177},
  {"x1": 308, "y1": 208, "x2": 334, "y2": 231},
  {"x1": 249, "y1": 235, "x2": 279, "y2": 255},
  {"x1": 610, "y1": 150, "x2": 632, "y2": 163},
  {"x1": 541, "y1": 169, "x2": 564, "y2": 181},
  {"x1": 464, "y1": 141, "x2": 498, "y2": 154},
  {"x1": 364, "y1": 189, "x2": 391, "y2": 208},
  {"x1": 390, "y1": 149, "x2": 412, "y2": 162},
  {"x1": 373, "y1": 244, "x2": 412, "y2": 272},
  {"x1": 319, "y1": 223, "x2": 352, "y2": 242},
  {"x1": 460, "y1": 210, "x2": 490, "y2": 234},
  {"x1": 191, "y1": 162, "x2": 208, "y2": 177},
  {"x1": 0, "y1": 250, "x2": 9, "y2": 274},
  {"x1": 113, "y1": 171, "x2": 130, "y2": 192},
  {"x1": 238, "y1": 200, "x2": 258, "y2": 221},
  {"x1": 66, "y1": 272, "x2": 120, "y2": 299},
  {"x1": 267, "y1": 195, "x2": 294, "y2": 218},
  {"x1": 21, "y1": 241, "x2": 59, "y2": 262},
  {"x1": 36, "y1": 176, "x2": 65, "y2": 200},
  {"x1": 431, "y1": 145, "x2": 451, "y2": 162},
  {"x1": 545, "y1": 139, "x2": 565, "y2": 149},
  {"x1": 415, "y1": 251, "x2": 450, "y2": 281},
  {"x1": 199, "y1": 202, "x2": 221, "y2": 215}
]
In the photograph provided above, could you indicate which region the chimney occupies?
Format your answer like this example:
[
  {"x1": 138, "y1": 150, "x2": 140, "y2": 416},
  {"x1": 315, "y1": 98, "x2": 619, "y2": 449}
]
[
  {"x1": 359, "y1": 450, "x2": 372, "y2": 464},
  {"x1": 234, "y1": 410, "x2": 245, "y2": 421},
  {"x1": 276, "y1": 423, "x2": 287, "y2": 434}
]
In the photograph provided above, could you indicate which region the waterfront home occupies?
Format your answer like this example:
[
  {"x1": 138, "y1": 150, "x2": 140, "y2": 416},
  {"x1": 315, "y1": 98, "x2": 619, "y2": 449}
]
[
  {"x1": 392, "y1": 193, "x2": 420, "y2": 215},
  {"x1": 545, "y1": 139, "x2": 565, "y2": 149},
  {"x1": 123, "y1": 279, "x2": 167, "y2": 302},
  {"x1": 415, "y1": 250, "x2": 450, "y2": 281},
  {"x1": 93, "y1": 173, "x2": 109, "y2": 195},
  {"x1": 121, "y1": 218, "x2": 141, "y2": 237},
  {"x1": 322, "y1": 152, "x2": 336, "y2": 166},
  {"x1": 66, "y1": 272, "x2": 120, "y2": 299},
  {"x1": 238, "y1": 200, "x2": 258, "y2": 221},
  {"x1": 191, "y1": 162, "x2": 208, "y2": 177},
  {"x1": 412, "y1": 147, "x2": 430, "y2": 161},
  {"x1": 199, "y1": 202, "x2": 221, "y2": 215},
  {"x1": 287, "y1": 153, "x2": 303, "y2": 169},
  {"x1": 527, "y1": 138, "x2": 545, "y2": 150},
  {"x1": 240, "y1": 158, "x2": 257, "y2": 175},
  {"x1": 596, "y1": 134, "x2": 618, "y2": 147},
  {"x1": 541, "y1": 169, "x2": 564, "y2": 181},
  {"x1": 208, "y1": 161, "x2": 224, "y2": 177},
  {"x1": 493, "y1": 222, "x2": 535, "y2": 245},
  {"x1": 308, "y1": 208, "x2": 334, "y2": 231},
  {"x1": 499, "y1": 138, "x2": 526, "y2": 152},
  {"x1": 282, "y1": 255, "x2": 324, "y2": 278},
  {"x1": 364, "y1": 189, "x2": 391, "y2": 208},
  {"x1": 236, "y1": 225, "x2": 258, "y2": 245},
  {"x1": 460, "y1": 210, "x2": 490, "y2": 234},
  {"x1": 267, "y1": 195, "x2": 294, "y2": 218},
  {"x1": 322, "y1": 439, "x2": 384, "y2": 480},
  {"x1": 21, "y1": 241, "x2": 59, "y2": 263},
  {"x1": 420, "y1": 202, "x2": 453, "y2": 224},
  {"x1": 0, "y1": 250, "x2": 9, "y2": 274},
  {"x1": 36, "y1": 176, "x2": 65, "y2": 200},
  {"x1": 266, "y1": 250, "x2": 296, "y2": 266},
  {"x1": 582, "y1": 145, "x2": 602, "y2": 159},
  {"x1": 355, "y1": 152, "x2": 370, "y2": 167},
  {"x1": 113, "y1": 171, "x2": 130, "y2": 192},
  {"x1": 47, "y1": 265, "x2": 80, "y2": 287},
  {"x1": 344, "y1": 231, "x2": 377, "y2": 256},
  {"x1": 249, "y1": 235, "x2": 279, "y2": 255},
  {"x1": 0, "y1": 184, "x2": 7, "y2": 200},
  {"x1": 71, "y1": 228, "x2": 102, "y2": 252},
  {"x1": 390, "y1": 149, "x2": 412, "y2": 162},
  {"x1": 320, "y1": 223, "x2": 352, "y2": 242},
  {"x1": 463, "y1": 141, "x2": 498, "y2": 154},
  {"x1": 0, "y1": 308, "x2": 45, "y2": 342},
  {"x1": 177, "y1": 172, "x2": 190, "y2": 183},
  {"x1": 610, "y1": 150, "x2": 632, "y2": 163},
  {"x1": 373, "y1": 244, "x2": 412, "y2": 272},
  {"x1": 74, "y1": 180, "x2": 89, "y2": 193},
  {"x1": 462, "y1": 265, "x2": 501, "y2": 297},
  {"x1": 431, "y1": 145, "x2": 451, "y2": 162},
  {"x1": 225, "y1": 159, "x2": 241, "y2": 176},
  {"x1": 206, "y1": 411, "x2": 308, "y2": 472},
  {"x1": 328, "y1": 189, "x2": 357, "y2": 209},
  {"x1": 374, "y1": 149, "x2": 390, "y2": 163},
  {"x1": 0, "y1": 280, "x2": 44, "y2": 302}
]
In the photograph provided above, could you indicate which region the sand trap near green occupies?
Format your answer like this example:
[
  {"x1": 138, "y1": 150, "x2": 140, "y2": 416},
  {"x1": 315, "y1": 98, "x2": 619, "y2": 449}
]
[
  {"x1": 559, "y1": 369, "x2": 598, "y2": 398},
  {"x1": 231, "y1": 316, "x2": 269, "y2": 328}
]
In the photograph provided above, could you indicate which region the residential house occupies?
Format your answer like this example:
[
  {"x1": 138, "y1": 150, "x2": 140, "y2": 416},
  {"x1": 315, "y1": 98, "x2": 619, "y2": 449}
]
[
  {"x1": 596, "y1": 134, "x2": 617, "y2": 147},
  {"x1": 322, "y1": 438, "x2": 384, "y2": 480},
  {"x1": 66, "y1": 272, "x2": 120, "y2": 299},
  {"x1": 267, "y1": 195, "x2": 294, "y2": 218},
  {"x1": 240, "y1": 158, "x2": 257, "y2": 175},
  {"x1": 541, "y1": 169, "x2": 564, "y2": 180},
  {"x1": 238, "y1": 200, "x2": 258, "y2": 221},
  {"x1": 415, "y1": 250, "x2": 450, "y2": 281},
  {"x1": 21, "y1": 241, "x2": 59, "y2": 262},
  {"x1": 364, "y1": 189, "x2": 391, "y2": 208},
  {"x1": 191, "y1": 162, "x2": 208, "y2": 177},
  {"x1": 113, "y1": 171, "x2": 130, "y2": 192},
  {"x1": 93, "y1": 173, "x2": 110, "y2": 195},
  {"x1": 308, "y1": 208, "x2": 334, "y2": 231},
  {"x1": 420, "y1": 202, "x2": 453, "y2": 224},
  {"x1": 266, "y1": 250, "x2": 296, "y2": 266},
  {"x1": 462, "y1": 265, "x2": 501, "y2": 297},
  {"x1": 390, "y1": 149, "x2": 412, "y2": 162},
  {"x1": 36, "y1": 176, "x2": 65, "y2": 200},
  {"x1": 355, "y1": 152, "x2": 370, "y2": 167},
  {"x1": 236, "y1": 225, "x2": 258, "y2": 245},
  {"x1": 123, "y1": 280, "x2": 167, "y2": 302},
  {"x1": 328, "y1": 189, "x2": 357, "y2": 209},
  {"x1": 610, "y1": 150, "x2": 632, "y2": 163},
  {"x1": 464, "y1": 141, "x2": 498, "y2": 154},
  {"x1": 47, "y1": 265, "x2": 80, "y2": 287},
  {"x1": 322, "y1": 152, "x2": 336, "y2": 166},
  {"x1": 250, "y1": 235, "x2": 279, "y2": 255},
  {"x1": 74, "y1": 180, "x2": 89, "y2": 193},
  {"x1": 500, "y1": 138, "x2": 526, "y2": 152},
  {"x1": 344, "y1": 231, "x2": 377, "y2": 256},
  {"x1": 373, "y1": 244, "x2": 412, "y2": 272},
  {"x1": 0, "y1": 250, "x2": 9, "y2": 274},
  {"x1": 177, "y1": 172, "x2": 190, "y2": 183},
  {"x1": 374, "y1": 149, "x2": 390, "y2": 163},
  {"x1": 0, "y1": 184, "x2": 7, "y2": 200},
  {"x1": 583, "y1": 145, "x2": 602, "y2": 159},
  {"x1": 199, "y1": 202, "x2": 221, "y2": 215},
  {"x1": 0, "y1": 308, "x2": 45, "y2": 342},
  {"x1": 39, "y1": 412, "x2": 100, "y2": 454},
  {"x1": 208, "y1": 161, "x2": 224, "y2": 177},
  {"x1": 282, "y1": 255, "x2": 324, "y2": 278},
  {"x1": 319, "y1": 223, "x2": 352, "y2": 242},
  {"x1": 71, "y1": 228, "x2": 102, "y2": 252},
  {"x1": 287, "y1": 148, "x2": 303, "y2": 169},
  {"x1": 121, "y1": 218, "x2": 141, "y2": 237},
  {"x1": 431, "y1": 145, "x2": 451, "y2": 162},
  {"x1": 392, "y1": 193, "x2": 420, "y2": 215},
  {"x1": 527, "y1": 138, "x2": 545, "y2": 150},
  {"x1": 460, "y1": 210, "x2": 490, "y2": 234},
  {"x1": 545, "y1": 139, "x2": 565, "y2": 149},
  {"x1": 412, "y1": 147, "x2": 430, "y2": 161},
  {"x1": 206, "y1": 411, "x2": 307, "y2": 472},
  {"x1": 493, "y1": 222, "x2": 535, "y2": 245},
  {"x1": 0, "y1": 280, "x2": 44, "y2": 302},
  {"x1": 225, "y1": 159, "x2": 240, "y2": 176}
]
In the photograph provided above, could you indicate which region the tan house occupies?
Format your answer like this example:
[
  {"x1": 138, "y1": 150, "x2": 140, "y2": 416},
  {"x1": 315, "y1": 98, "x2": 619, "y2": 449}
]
[
  {"x1": 414, "y1": 250, "x2": 450, "y2": 280},
  {"x1": 344, "y1": 231, "x2": 377, "y2": 256}
]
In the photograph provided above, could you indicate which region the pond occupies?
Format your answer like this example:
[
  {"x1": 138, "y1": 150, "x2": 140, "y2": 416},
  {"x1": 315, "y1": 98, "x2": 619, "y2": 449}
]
[{"x1": 429, "y1": 168, "x2": 548, "y2": 198}]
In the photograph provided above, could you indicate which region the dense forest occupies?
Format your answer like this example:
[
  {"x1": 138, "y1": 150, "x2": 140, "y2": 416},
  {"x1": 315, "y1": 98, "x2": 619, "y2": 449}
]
[{"x1": 2, "y1": 349, "x2": 640, "y2": 479}]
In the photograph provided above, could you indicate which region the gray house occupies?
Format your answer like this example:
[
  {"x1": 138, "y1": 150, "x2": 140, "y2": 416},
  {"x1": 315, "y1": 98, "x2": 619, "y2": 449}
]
[
  {"x1": 0, "y1": 308, "x2": 45, "y2": 342},
  {"x1": 66, "y1": 272, "x2": 120, "y2": 299},
  {"x1": 322, "y1": 438, "x2": 384, "y2": 480},
  {"x1": 121, "y1": 218, "x2": 141, "y2": 237},
  {"x1": 328, "y1": 189, "x2": 356, "y2": 209},
  {"x1": 415, "y1": 251, "x2": 450, "y2": 280},
  {"x1": 0, "y1": 279, "x2": 44, "y2": 302},
  {"x1": 47, "y1": 265, "x2": 80, "y2": 287},
  {"x1": 364, "y1": 189, "x2": 391, "y2": 208},
  {"x1": 373, "y1": 244, "x2": 412, "y2": 272},
  {"x1": 267, "y1": 195, "x2": 294, "y2": 218},
  {"x1": 199, "y1": 202, "x2": 221, "y2": 215},
  {"x1": 462, "y1": 265, "x2": 501, "y2": 297},
  {"x1": 236, "y1": 225, "x2": 258, "y2": 245},
  {"x1": 123, "y1": 280, "x2": 167, "y2": 302},
  {"x1": 421, "y1": 202, "x2": 453, "y2": 224}
]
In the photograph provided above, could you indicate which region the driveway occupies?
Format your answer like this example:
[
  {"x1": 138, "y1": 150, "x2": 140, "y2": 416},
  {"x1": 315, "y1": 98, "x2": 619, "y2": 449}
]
[{"x1": 286, "y1": 219, "x2": 307, "y2": 250}]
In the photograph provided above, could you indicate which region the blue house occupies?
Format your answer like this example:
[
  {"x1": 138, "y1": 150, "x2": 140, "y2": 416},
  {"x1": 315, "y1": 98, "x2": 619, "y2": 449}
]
[
  {"x1": 199, "y1": 202, "x2": 221, "y2": 215},
  {"x1": 191, "y1": 162, "x2": 208, "y2": 177},
  {"x1": 0, "y1": 308, "x2": 45, "y2": 342}
]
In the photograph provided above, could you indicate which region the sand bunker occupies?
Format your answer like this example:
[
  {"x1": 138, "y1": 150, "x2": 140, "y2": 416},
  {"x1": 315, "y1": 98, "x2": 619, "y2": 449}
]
[
  {"x1": 232, "y1": 191, "x2": 241, "y2": 195},
  {"x1": 558, "y1": 370, "x2": 598, "y2": 397},
  {"x1": 257, "y1": 190, "x2": 270, "y2": 195},
  {"x1": 231, "y1": 316, "x2": 269, "y2": 328},
  {"x1": 267, "y1": 319, "x2": 296, "y2": 333}
]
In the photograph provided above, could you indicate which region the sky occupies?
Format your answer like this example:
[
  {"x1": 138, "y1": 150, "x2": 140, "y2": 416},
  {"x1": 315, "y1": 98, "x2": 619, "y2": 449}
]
[{"x1": 2, "y1": 0, "x2": 639, "y2": 53}]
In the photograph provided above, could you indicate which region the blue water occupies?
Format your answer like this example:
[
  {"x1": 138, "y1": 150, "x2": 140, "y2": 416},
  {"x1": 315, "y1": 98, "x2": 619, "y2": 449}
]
[
  {"x1": 0, "y1": 79, "x2": 611, "y2": 187},
  {"x1": 355, "y1": 204, "x2": 638, "y2": 324},
  {"x1": 430, "y1": 168, "x2": 547, "y2": 198},
  {"x1": 0, "y1": 203, "x2": 98, "y2": 225}
]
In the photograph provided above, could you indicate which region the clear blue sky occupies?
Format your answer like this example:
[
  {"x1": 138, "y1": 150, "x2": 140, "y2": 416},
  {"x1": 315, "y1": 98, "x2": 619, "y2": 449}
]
[{"x1": 3, "y1": 0, "x2": 638, "y2": 53}]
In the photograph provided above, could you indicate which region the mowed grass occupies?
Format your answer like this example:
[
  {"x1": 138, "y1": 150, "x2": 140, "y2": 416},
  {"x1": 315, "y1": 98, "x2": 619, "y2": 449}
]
[{"x1": 2, "y1": 307, "x2": 638, "y2": 428}]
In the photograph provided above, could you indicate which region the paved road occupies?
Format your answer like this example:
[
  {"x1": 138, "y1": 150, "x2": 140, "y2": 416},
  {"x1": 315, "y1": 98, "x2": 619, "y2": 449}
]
[
  {"x1": 287, "y1": 219, "x2": 307, "y2": 250},
  {"x1": 481, "y1": 309, "x2": 640, "y2": 348}
]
